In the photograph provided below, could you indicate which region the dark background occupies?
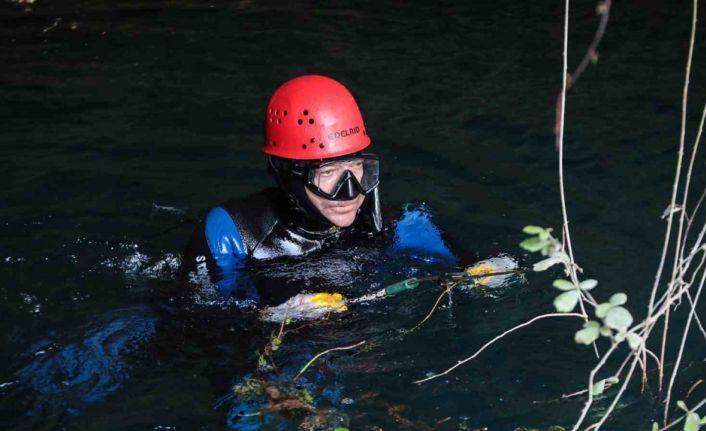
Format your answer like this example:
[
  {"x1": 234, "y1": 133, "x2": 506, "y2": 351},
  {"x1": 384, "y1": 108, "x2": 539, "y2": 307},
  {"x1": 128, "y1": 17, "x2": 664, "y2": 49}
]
[{"x1": 1, "y1": 0, "x2": 705, "y2": 429}]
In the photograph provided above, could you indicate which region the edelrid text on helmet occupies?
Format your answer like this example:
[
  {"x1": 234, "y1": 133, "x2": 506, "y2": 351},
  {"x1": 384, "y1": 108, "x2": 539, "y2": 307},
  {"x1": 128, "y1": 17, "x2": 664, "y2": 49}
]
[
  {"x1": 262, "y1": 75, "x2": 371, "y2": 160},
  {"x1": 328, "y1": 126, "x2": 360, "y2": 141}
]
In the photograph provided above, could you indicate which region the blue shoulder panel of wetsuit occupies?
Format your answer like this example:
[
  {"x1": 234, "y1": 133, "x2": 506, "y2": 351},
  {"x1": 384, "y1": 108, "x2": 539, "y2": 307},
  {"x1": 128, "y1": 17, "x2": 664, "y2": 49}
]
[
  {"x1": 205, "y1": 207, "x2": 247, "y2": 292},
  {"x1": 392, "y1": 204, "x2": 454, "y2": 259}
]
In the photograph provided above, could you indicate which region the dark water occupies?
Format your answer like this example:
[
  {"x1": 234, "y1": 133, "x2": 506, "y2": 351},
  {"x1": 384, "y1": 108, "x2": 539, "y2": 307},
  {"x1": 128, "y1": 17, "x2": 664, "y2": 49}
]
[{"x1": 2, "y1": 0, "x2": 706, "y2": 429}]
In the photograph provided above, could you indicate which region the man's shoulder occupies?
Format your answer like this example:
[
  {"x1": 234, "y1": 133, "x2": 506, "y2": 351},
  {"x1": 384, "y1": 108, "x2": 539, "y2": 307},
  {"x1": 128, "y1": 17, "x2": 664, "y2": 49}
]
[
  {"x1": 210, "y1": 187, "x2": 284, "y2": 252},
  {"x1": 388, "y1": 202, "x2": 455, "y2": 258}
]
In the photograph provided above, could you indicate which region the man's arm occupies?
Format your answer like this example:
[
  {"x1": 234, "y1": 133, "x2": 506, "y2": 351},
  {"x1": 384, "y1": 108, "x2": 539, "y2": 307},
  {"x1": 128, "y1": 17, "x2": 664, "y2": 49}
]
[
  {"x1": 390, "y1": 203, "x2": 457, "y2": 263},
  {"x1": 181, "y1": 206, "x2": 250, "y2": 296}
]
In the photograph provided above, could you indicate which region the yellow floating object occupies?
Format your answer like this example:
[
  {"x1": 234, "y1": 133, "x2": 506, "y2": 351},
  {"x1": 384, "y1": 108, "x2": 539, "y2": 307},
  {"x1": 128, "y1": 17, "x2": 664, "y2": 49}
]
[
  {"x1": 307, "y1": 292, "x2": 348, "y2": 312},
  {"x1": 465, "y1": 263, "x2": 495, "y2": 286},
  {"x1": 260, "y1": 292, "x2": 349, "y2": 322},
  {"x1": 463, "y1": 256, "x2": 519, "y2": 289}
]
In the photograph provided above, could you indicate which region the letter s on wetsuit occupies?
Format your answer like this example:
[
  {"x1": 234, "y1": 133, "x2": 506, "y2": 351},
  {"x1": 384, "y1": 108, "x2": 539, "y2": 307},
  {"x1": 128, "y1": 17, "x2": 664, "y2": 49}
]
[{"x1": 179, "y1": 75, "x2": 454, "y2": 303}]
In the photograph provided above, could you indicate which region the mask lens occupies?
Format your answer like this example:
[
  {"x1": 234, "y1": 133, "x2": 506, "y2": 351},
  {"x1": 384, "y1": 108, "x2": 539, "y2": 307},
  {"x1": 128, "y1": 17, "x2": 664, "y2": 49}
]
[{"x1": 309, "y1": 156, "x2": 379, "y2": 198}]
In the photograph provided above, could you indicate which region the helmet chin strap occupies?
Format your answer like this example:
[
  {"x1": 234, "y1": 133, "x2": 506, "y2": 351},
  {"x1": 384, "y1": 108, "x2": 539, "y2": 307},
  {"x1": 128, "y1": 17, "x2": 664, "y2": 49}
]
[{"x1": 368, "y1": 186, "x2": 383, "y2": 233}]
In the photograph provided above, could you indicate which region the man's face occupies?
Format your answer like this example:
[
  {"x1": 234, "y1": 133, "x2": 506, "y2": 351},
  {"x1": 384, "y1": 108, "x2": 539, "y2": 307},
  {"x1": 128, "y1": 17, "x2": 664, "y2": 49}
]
[{"x1": 305, "y1": 159, "x2": 366, "y2": 227}]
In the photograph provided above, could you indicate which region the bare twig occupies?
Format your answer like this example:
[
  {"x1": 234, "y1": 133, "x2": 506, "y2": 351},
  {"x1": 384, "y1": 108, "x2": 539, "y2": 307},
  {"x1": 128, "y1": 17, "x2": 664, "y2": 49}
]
[
  {"x1": 654, "y1": 249, "x2": 706, "y2": 315},
  {"x1": 679, "y1": 187, "x2": 706, "y2": 266},
  {"x1": 293, "y1": 340, "x2": 366, "y2": 381},
  {"x1": 413, "y1": 313, "x2": 584, "y2": 384},
  {"x1": 653, "y1": 0, "x2": 700, "y2": 401},
  {"x1": 684, "y1": 290, "x2": 706, "y2": 342},
  {"x1": 277, "y1": 303, "x2": 290, "y2": 339},
  {"x1": 412, "y1": 281, "x2": 465, "y2": 331},
  {"x1": 552, "y1": 0, "x2": 614, "y2": 360},
  {"x1": 658, "y1": 396, "x2": 706, "y2": 430},
  {"x1": 568, "y1": 1, "x2": 612, "y2": 91},
  {"x1": 562, "y1": 388, "x2": 590, "y2": 399},
  {"x1": 645, "y1": 347, "x2": 662, "y2": 370},
  {"x1": 554, "y1": 0, "x2": 613, "y2": 142},
  {"x1": 685, "y1": 379, "x2": 703, "y2": 400},
  {"x1": 679, "y1": 214, "x2": 706, "y2": 272},
  {"x1": 571, "y1": 342, "x2": 620, "y2": 431},
  {"x1": 664, "y1": 247, "x2": 706, "y2": 420},
  {"x1": 675, "y1": 15, "x2": 706, "y2": 273},
  {"x1": 586, "y1": 352, "x2": 641, "y2": 430},
  {"x1": 554, "y1": 0, "x2": 598, "y2": 357}
]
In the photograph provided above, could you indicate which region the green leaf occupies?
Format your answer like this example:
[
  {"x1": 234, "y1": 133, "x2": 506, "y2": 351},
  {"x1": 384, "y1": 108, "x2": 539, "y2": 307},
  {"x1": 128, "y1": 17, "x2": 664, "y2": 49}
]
[
  {"x1": 677, "y1": 400, "x2": 689, "y2": 412},
  {"x1": 552, "y1": 250, "x2": 570, "y2": 261},
  {"x1": 541, "y1": 244, "x2": 552, "y2": 256},
  {"x1": 300, "y1": 389, "x2": 314, "y2": 405},
  {"x1": 257, "y1": 354, "x2": 269, "y2": 372},
  {"x1": 684, "y1": 412, "x2": 700, "y2": 431},
  {"x1": 584, "y1": 320, "x2": 601, "y2": 329},
  {"x1": 606, "y1": 376, "x2": 619, "y2": 384},
  {"x1": 579, "y1": 279, "x2": 598, "y2": 291},
  {"x1": 600, "y1": 325, "x2": 612, "y2": 337},
  {"x1": 334, "y1": 428, "x2": 350, "y2": 431},
  {"x1": 625, "y1": 332, "x2": 642, "y2": 350},
  {"x1": 522, "y1": 225, "x2": 546, "y2": 235},
  {"x1": 539, "y1": 227, "x2": 554, "y2": 242},
  {"x1": 520, "y1": 237, "x2": 549, "y2": 252},
  {"x1": 605, "y1": 306, "x2": 633, "y2": 332},
  {"x1": 554, "y1": 290, "x2": 580, "y2": 312},
  {"x1": 591, "y1": 379, "x2": 606, "y2": 396},
  {"x1": 652, "y1": 422, "x2": 659, "y2": 431},
  {"x1": 534, "y1": 257, "x2": 564, "y2": 272},
  {"x1": 553, "y1": 279, "x2": 576, "y2": 291},
  {"x1": 575, "y1": 326, "x2": 599, "y2": 345},
  {"x1": 609, "y1": 293, "x2": 628, "y2": 306},
  {"x1": 700, "y1": 416, "x2": 706, "y2": 425},
  {"x1": 596, "y1": 302, "x2": 613, "y2": 319},
  {"x1": 271, "y1": 336, "x2": 282, "y2": 351}
]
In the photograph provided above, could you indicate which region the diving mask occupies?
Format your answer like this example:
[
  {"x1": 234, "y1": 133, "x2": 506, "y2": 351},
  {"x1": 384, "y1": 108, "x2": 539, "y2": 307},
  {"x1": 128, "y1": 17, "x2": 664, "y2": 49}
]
[{"x1": 305, "y1": 153, "x2": 379, "y2": 201}]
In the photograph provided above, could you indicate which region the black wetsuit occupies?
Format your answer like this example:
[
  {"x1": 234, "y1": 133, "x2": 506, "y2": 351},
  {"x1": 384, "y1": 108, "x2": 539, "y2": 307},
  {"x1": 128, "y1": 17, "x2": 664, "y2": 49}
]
[{"x1": 181, "y1": 187, "x2": 455, "y2": 305}]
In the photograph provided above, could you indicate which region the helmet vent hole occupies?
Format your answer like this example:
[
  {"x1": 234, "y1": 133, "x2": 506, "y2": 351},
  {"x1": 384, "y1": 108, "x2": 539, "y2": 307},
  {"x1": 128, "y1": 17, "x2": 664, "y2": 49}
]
[
  {"x1": 277, "y1": 118, "x2": 282, "y2": 124},
  {"x1": 302, "y1": 144, "x2": 307, "y2": 150},
  {"x1": 319, "y1": 143, "x2": 324, "y2": 149},
  {"x1": 308, "y1": 118, "x2": 314, "y2": 124},
  {"x1": 272, "y1": 141, "x2": 277, "y2": 146},
  {"x1": 310, "y1": 138, "x2": 315, "y2": 143},
  {"x1": 283, "y1": 110, "x2": 287, "y2": 116},
  {"x1": 275, "y1": 109, "x2": 279, "y2": 115},
  {"x1": 303, "y1": 110, "x2": 309, "y2": 116},
  {"x1": 297, "y1": 119, "x2": 303, "y2": 125}
]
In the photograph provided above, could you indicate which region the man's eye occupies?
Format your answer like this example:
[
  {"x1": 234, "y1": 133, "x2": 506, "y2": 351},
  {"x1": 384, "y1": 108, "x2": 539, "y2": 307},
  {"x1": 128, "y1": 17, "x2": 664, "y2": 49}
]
[{"x1": 319, "y1": 169, "x2": 335, "y2": 177}]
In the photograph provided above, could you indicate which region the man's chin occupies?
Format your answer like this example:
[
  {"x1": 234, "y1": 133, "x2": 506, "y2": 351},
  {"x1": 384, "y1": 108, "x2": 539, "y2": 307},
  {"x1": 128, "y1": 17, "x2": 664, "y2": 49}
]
[{"x1": 324, "y1": 209, "x2": 358, "y2": 227}]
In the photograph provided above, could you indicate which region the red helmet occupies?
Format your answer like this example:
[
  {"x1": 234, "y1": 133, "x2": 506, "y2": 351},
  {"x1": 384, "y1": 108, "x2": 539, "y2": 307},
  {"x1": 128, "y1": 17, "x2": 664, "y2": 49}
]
[{"x1": 263, "y1": 75, "x2": 371, "y2": 160}]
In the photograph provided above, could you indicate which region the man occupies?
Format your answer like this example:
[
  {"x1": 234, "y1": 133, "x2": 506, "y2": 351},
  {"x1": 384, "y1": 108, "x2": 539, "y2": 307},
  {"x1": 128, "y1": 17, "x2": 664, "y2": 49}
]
[{"x1": 181, "y1": 75, "x2": 454, "y2": 304}]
